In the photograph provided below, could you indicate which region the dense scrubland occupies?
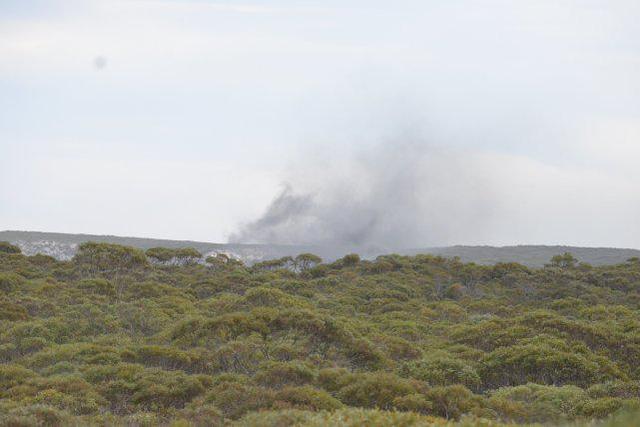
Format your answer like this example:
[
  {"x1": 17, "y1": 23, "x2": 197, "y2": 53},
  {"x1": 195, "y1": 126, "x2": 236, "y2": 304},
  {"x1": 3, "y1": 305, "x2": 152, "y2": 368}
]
[{"x1": 1, "y1": 241, "x2": 640, "y2": 426}]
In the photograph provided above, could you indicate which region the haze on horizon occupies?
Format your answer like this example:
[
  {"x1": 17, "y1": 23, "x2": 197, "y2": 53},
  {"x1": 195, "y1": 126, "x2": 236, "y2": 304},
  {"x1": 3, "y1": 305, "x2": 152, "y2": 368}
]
[{"x1": 1, "y1": 0, "x2": 639, "y2": 250}]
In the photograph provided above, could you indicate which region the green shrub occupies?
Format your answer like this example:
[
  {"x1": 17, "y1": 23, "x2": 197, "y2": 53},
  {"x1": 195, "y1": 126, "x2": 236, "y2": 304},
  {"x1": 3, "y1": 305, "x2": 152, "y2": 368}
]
[
  {"x1": 0, "y1": 364, "x2": 38, "y2": 391},
  {"x1": 392, "y1": 393, "x2": 433, "y2": 414},
  {"x1": 176, "y1": 402, "x2": 225, "y2": 427},
  {"x1": 205, "y1": 383, "x2": 275, "y2": 419},
  {"x1": 580, "y1": 397, "x2": 626, "y2": 418},
  {"x1": 488, "y1": 383, "x2": 588, "y2": 423},
  {"x1": 0, "y1": 241, "x2": 21, "y2": 254},
  {"x1": 0, "y1": 272, "x2": 25, "y2": 292},
  {"x1": 425, "y1": 385, "x2": 480, "y2": 420},
  {"x1": 255, "y1": 361, "x2": 317, "y2": 388},
  {"x1": 76, "y1": 278, "x2": 116, "y2": 297},
  {"x1": 337, "y1": 372, "x2": 417, "y2": 410},
  {"x1": 481, "y1": 335, "x2": 623, "y2": 388},
  {"x1": 130, "y1": 369, "x2": 209, "y2": 410},
  {"x1": 73, "y1": 242, "x2": 148, "y2": 274},
  {"x1": 316, "y1": 368, "x2": 355, "y2": 393},
  {"x1": 274, "y1": 386, "x2": 344, "y2": 411},
  {"x1": 146, "y1": 247, "x2": 202, "y2": 265},
  {"x1": 0, "y1": 404, "x2": 70, "y2": 427},
  {"x1": 400, "y1": 354, "x2": 481, "y2": 390},
  {"x1": 0, "y1": 301, "x2": 29, "y2": 321}
]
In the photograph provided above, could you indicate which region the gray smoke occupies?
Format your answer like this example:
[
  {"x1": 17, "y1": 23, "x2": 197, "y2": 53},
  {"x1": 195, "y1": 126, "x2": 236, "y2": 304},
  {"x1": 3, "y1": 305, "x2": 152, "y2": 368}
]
[{"x1": 229, "y1": 138, "x2": 499, "y2": 251}]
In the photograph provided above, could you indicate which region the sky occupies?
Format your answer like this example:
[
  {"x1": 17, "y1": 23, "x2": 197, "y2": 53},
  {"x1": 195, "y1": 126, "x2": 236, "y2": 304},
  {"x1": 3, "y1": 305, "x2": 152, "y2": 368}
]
[{"x1": 1, "y1": 0, "x2": 639, "y2": 248}]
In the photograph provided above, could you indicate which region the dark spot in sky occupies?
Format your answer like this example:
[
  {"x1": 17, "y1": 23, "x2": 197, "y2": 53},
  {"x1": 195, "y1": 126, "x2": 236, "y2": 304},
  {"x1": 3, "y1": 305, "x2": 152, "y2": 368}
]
[{"x1": 94, "y1": 56, "x2": 107, "y2": 70}]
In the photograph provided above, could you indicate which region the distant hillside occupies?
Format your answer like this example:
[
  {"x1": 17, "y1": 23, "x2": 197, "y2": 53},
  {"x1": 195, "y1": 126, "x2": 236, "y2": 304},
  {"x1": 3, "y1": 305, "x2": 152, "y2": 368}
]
[
  {"x1": 415, "y1": 245, "x2": 640, "y2": 267},
  {"x1": 0, "y1": 230, "x2": 316, "y2": 264},
  {"x1": 1, "y1": 230, "x2": 639, "y2": 267}
]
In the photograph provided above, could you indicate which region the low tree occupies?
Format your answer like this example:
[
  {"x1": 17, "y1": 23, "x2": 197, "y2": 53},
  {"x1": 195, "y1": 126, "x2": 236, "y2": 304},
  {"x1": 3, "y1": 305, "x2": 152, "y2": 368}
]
[
  {"x1": 146, "y1": 247, "x2": 202, "y2": 265},
  {"x1": 253, "y1": 257, "x2": 295, "y2": 272},
  {"x1": 294, "y1": 253, "x2": 322, "y2": 272},
  {"x1": 339, "y1": 253, "x2": 361, "y2": 268},
  {"x1": 73, "y1": 242, "x2": 148, "y2": 276},
  {"x1": 205, "y1": 253, "x2": 244, "y2": 270},
  {"x1": 548, "y1": 253, "x2": 578, "y2": 269}
]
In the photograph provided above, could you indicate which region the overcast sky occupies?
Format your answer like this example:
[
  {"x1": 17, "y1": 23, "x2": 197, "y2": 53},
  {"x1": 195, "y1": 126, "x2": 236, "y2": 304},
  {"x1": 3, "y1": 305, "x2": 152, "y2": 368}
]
[{"x1": 1, "y1": 0, "x2": 639, "y2": 248}]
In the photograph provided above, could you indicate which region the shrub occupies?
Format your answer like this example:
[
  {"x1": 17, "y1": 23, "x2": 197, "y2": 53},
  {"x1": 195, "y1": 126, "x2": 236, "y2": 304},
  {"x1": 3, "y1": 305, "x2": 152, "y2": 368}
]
[
  {"x1": 130, "y1": 369, "x2": 209, "y2": 410},
  {"x1": 424, "y1": 385, "x2": 479, "y2": 420},
  {"x1": 588, "y1": 381, "x2": 640, "y2": 399},
  {"x1": 274, "y1": 386, "x2": 344, "y2": 411},
  {"x1": 488, "y1": 383, "x2": 589, "y2": 423},
  {"x1": 146, "y1": 247, "x2": 202, "y2": 265},
  {"x1": 176, "y1": 402, "x2": 225, "y2": 427},
  {"x1": 28, "y1": 254, "x2": 58, "y2": 267},
  {"x1": 0, "y1": 404, "x2": 70, "y2": 427},
  {"x1": 400, "y1": 354, "x2": 481, "y2": 390},
  {"x1": 76, "y1": 278, "x2": 116, "y2": 297},
  {"x1": 480, "y1": 335, "x2": 622, "y2": 388},
  {"x1": 73, "y1": 242, "x2": 148, "y2": 274},
  {"x1": 580, "y1": 397, "x2": 626, "y2": 418},
  {"x1": 0, "y1": 301, "x2": 29, "y2": 321},
  {"x1": 212, "y1": 339, "x2": 266, "y2": 374},
  {"x1": 337, "y1": 373, "x2": 417, "y2": 410},
  {"x1": 0, "y1": 272, "x2": 25, "y2": 292},
  {"x1": 0, "y1": 241, "x2": 21, "y2": 254},
  {"x1": 294, "y1": 254, "x2": 322, "y2": 272},
  {"x1": 317, "y1": 368, "x2": 355, "y2": 393},
  {"x1": 392, "y1": 393, "x2": 433, "y2": 414},
  {"x1": 0, "y1": 364, "x2": 38, "y2": 391},
  {"x1": 234, "y1": 408, "x2": 448, "y2": 427},
  {"x1": 255, "y1": 361, "x2": 317, "y2": 388},
  {"x1": 206, "y1": 383, "x2": 275, "y2": 419},
  {"x1": 341, "y1": 254, "x2": 361, "y2": 267}
]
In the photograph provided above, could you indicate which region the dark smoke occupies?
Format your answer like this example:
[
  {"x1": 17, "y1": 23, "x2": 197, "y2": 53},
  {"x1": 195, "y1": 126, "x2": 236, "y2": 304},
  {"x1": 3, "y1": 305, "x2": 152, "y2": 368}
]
[{"x1": 229, "y1": 139, "x2": 499, "y2": 251}]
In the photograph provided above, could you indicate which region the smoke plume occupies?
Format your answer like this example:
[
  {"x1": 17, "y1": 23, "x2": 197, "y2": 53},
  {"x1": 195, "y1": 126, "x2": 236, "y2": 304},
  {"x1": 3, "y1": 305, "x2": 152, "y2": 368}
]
[
  {"x1": 230, "y1": 132, "x2": 640, "y2": 251},
  {"x1": 229, "y1": 139, "x2": 499, "y2": 251}
]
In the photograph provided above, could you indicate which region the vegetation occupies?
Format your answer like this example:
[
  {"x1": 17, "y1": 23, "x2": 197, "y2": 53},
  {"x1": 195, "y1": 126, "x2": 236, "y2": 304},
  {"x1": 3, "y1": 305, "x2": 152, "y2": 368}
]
[
  {"x1": 5, "y1": 230, "x2": 640, "y2": 268},
  {"x1": 1, "y1": 241, "x2": 640, "y2": 426},
  {"x1": 0, "y1": 241, "x2": 21, "y2": 254}
]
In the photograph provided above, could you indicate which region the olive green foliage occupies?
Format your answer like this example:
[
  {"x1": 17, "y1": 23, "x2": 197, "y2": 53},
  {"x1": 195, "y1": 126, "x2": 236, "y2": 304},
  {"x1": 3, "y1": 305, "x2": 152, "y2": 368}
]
[
  {"x1": 74, "y1": 242, "x2": 148, "y2": 275},
  {"x1": 548, "y1": 252, "x2": 579, "y2": 269},
  {"x1": 0, "y1": 241, "x2": 21, "y2": 254},
  {"x1": 1, "y1": 246, "x2": 640, "y2": 425},
  {"x1": 146, "y1": 247, "x2": 202, "y2": 265}
]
